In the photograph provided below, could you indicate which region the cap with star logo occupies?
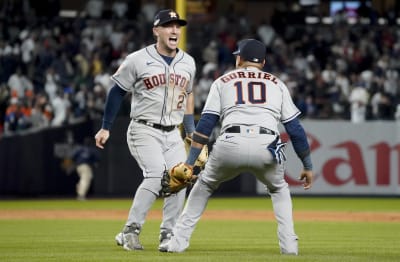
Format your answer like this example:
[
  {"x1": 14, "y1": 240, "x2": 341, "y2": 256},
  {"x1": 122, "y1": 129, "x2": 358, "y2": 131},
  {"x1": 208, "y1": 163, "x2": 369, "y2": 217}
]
[{"x1": 153, "y1": 9, "x2": 187, "y2": 27}]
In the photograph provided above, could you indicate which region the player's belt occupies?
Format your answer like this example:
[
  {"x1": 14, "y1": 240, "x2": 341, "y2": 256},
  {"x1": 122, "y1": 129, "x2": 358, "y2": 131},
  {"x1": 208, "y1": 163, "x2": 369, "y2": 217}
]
[
  {"x1": 134, "y1": 119, "x2": 177, "y2": 132},
  {"x1": 225, "y1": 126, "x2": 277, "y2": 136}
]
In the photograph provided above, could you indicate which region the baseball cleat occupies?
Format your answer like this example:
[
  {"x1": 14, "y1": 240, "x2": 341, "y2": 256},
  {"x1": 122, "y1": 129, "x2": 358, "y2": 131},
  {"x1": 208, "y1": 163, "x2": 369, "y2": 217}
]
[
  {"x1": 115, "y1": 224, "x2": 144, "y2": 251},
  {"x1": 279, "y1": 235, "x2": 298, "y2": 255},
  {"x1": 115, "y1": 232, "x2": 144, "y2": 250},
  {"x1": 123, "y1": 232, "x2": 144, "y2": 250},
  {"x1": 165, "y1": 235, "x2": 189, "y2": 253},
  {"x1": 115, "y1": 232, "x2": 124, "y2": 246},
  {"x1": 281, "y1": 251, "x2": 298, "y2": 255},
  {"x1": 158, "y1": 241, "x2": 169, "y2": 252},
  {"x1": 158, "y1": 231, "x2": 172, "y2": 252}
]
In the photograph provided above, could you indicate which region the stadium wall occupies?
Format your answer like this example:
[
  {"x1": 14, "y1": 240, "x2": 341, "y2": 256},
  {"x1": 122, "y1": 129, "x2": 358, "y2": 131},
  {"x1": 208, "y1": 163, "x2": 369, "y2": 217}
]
[{"x1": 1, "y1": 118, "x2": 399, "y2": 197}]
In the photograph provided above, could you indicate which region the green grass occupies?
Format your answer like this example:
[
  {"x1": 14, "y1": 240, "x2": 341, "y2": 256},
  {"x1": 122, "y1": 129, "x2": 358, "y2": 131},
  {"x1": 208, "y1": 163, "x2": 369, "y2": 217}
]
[
  {"x1": 0, "y1": 197, "x2": 399, "y2": 262},
  {"x1": 1, "y1": 197, "x2": 399, "y2": 211}
]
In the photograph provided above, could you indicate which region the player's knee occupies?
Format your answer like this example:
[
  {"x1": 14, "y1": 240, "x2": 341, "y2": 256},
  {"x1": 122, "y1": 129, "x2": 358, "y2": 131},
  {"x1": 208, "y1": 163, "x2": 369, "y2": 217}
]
[
  {"x1": 140, "y1": 177, "x2": 163, "y2": 195},
  {"x1": 198, "y1": 177, "x2": 217, "y2": 192}
]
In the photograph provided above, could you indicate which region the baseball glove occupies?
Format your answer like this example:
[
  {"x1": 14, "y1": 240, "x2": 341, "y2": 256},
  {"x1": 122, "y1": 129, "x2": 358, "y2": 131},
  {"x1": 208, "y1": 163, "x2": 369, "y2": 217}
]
[
  {"x1": 160, "y1": 163, "x2": 197, "y2": 197},
  {"x1": 184, "y1": 137, "x2": 209, "y2": 170}
]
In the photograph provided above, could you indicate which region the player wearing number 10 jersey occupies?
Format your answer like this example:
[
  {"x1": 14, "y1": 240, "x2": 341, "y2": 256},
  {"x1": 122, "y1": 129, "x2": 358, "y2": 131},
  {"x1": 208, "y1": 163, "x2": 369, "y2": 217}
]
[{"x1": 161, "y1": 39, "x2": 313, "y2": 255}]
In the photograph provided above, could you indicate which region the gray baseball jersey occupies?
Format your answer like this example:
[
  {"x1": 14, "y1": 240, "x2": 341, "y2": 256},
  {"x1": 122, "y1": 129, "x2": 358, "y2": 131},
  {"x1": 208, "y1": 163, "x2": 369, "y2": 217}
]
[
  {"x1": 169, "y1": 66, "x2": 300, "y2": 254},
  {"x1": 202, "y1": 67, "x2": 300, "y2": 133},
  {"x1": 111, "y1": 44, "x2": 196, "y2": 126},
  {"x1": 111, "y1": 44, "x2": 196, "y2": 233}
]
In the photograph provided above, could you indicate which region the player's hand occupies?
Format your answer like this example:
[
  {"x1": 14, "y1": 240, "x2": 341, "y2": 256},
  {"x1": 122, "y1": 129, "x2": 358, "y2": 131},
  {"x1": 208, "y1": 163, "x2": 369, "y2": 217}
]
[
  {"x1": 95, "y1": 129, "x2": 110, "y2": 149},
  {"x1": 299, "y1": 170, "x2": 313, "y2": 190}
]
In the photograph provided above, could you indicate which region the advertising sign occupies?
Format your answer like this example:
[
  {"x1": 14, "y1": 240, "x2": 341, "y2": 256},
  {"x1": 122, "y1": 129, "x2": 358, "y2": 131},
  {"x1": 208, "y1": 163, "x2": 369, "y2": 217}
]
[{"x1": 257, "y1": 121, "x2": 400, "y2": 195}]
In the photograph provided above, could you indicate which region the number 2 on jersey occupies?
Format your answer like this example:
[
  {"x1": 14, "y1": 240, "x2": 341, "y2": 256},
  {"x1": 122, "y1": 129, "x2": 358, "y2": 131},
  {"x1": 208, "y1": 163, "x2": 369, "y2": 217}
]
[{"x1": 234, "y1": 81, "x2": 266, "y2": 104}]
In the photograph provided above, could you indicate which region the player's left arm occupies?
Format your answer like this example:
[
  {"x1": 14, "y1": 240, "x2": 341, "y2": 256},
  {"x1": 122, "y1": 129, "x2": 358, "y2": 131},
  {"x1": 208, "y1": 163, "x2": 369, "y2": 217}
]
[{"x1": 283, "y1": 117, "x2": 313, "y2": 190}]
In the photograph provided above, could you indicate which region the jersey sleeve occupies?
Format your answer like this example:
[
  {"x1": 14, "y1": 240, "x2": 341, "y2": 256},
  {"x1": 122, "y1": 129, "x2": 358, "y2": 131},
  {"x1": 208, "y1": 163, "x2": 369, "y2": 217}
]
[
  {"x1": 280, "y1": 82, "x2": 301, "y2": 123},
  {"x1": 111, "y1": 53, "x2": 137, "y2": 92},
  {"x1": 201, "y1": 81, "x2": 221, "y2": 117},
  {"x1": 186, "y1": 57, "x2": 196, "y2": 95}
]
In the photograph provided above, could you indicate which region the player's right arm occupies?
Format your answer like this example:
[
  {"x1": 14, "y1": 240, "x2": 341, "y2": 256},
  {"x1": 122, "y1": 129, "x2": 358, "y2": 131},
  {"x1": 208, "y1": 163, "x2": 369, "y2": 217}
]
[
  {"x1": 185, "y1": 113, "x2": 219, "y2": 166},
  {"x1": 95, "y1": 84, "x2": 127, "y2": 149},
  {"x1": 185, "y1": 80, "x2": 221, "y2": 166}
]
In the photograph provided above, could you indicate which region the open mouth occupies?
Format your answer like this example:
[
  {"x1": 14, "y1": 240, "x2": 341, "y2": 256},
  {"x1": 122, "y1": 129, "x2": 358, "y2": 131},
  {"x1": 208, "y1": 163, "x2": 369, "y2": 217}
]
[{"x1": 169, "y1": 37, "x2": 178, "y2": 44}]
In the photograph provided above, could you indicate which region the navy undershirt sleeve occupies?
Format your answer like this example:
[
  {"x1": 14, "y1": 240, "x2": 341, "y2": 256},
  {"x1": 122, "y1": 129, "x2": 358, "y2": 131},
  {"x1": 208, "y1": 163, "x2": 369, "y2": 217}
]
[
  {"x1": 102, "y1": 84, "x2": 127, "y2": 130},
  {"x1": 195, "y1": 113, "x2": 219, "y2": 137},
  {"x1": 283, "y1": 118, "x2": 313, "y2": 170}
]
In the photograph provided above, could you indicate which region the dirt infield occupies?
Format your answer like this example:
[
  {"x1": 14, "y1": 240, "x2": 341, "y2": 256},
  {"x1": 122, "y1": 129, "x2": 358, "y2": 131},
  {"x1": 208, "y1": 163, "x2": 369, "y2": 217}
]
[{"x1": 1, "y1": 210, "x2": 399, "y2": 222}]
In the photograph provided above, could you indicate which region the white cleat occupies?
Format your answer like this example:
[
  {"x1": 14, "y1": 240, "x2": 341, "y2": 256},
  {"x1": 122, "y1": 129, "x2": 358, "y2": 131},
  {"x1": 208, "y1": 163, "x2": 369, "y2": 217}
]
[
  {"x1": 279, "y1": 236, "x2": 298, "y2": 255},
  {"x1": 158, "y1": 240, "x2": 169, "y2": 252},
  {"x1": 115, "y1": 232, "x2": 124, "y2": 246},
  {"x1": 166, "y1": 235, "x2": 189, "y2": 253},
  {"x1": 281, "y1": 251, "x2": 298, "y2": 255}
]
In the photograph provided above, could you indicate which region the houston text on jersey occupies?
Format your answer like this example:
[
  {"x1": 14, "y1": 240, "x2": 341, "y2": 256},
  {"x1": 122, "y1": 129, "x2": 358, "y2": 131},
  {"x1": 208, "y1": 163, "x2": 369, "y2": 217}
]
[{"x1": 143, "y1": 73, "x2": 188, "y2": 90}]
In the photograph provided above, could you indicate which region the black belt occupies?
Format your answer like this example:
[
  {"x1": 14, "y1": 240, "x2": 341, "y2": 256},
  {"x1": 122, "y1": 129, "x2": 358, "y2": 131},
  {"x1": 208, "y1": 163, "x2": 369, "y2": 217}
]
[
  {"x1": 135, "y1": 119, "x2": 177, "y2": 132},
  {"x1": 225, "y1": 126, "x2": 277, "y2": 136}
]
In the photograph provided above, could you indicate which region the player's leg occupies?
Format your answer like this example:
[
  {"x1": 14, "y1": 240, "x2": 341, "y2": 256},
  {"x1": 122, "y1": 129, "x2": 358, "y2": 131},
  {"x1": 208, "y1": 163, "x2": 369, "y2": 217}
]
[
  {"x1": 158, "y1": 130, "x2": 187, "y2": 250},
  {"x1": 164, "y1": 137, "x2": 238, "y2": 252},
  {"x1": 263, "y1": 164, "x2": 298, "y2": 255},
  {"x1": 117, "y1": 179, "x2": 159, "y2": 250},
  {"x1": 116, "y1": 122, "x2": 167, "y2": 250},
  {"x1": 76, "y1": 163, "x2": 93, "y2": 200},
  {"x1": 163, "y1": 177, "x2": 214, "y2": 252},
  {"x1": 158, "y1": 190, "x2": 186, "y2": 249}
]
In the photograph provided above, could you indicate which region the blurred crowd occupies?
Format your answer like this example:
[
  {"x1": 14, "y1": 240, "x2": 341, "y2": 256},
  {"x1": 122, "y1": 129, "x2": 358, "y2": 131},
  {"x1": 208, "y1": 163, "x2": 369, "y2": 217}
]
[
  {"x1": 1, "y1": 0, "x2": 400, "y2": 137},
  {"x1": 193, "y1": 1, "x2": 400, "y2": 123}
]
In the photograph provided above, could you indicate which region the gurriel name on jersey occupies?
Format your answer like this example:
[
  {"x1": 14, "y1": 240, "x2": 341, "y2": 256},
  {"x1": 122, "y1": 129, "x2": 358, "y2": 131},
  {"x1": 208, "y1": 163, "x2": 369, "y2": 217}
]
[{"x1": 220, "y1": 71, "x2": 278, "y2": 84}]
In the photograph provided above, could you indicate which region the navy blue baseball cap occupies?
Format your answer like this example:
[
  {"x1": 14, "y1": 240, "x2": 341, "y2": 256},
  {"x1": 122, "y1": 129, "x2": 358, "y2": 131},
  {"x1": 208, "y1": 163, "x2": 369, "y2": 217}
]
[
  {"x1": 233, "y1": 39, "x2": 266, "y2": 63},
  {"x1": 153, "y1": 9, "x2": 187, "y2": 27}
]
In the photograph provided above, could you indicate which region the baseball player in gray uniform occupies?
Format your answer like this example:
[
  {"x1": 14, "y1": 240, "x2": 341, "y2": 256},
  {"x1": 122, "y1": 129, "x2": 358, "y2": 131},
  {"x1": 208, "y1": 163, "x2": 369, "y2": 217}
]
[
  {"x1": 160, "y1": 39, "x2": 313, "y2": 255},
  {"x1": 94, "y1": 9, "x2": 196, "y2": 251}
]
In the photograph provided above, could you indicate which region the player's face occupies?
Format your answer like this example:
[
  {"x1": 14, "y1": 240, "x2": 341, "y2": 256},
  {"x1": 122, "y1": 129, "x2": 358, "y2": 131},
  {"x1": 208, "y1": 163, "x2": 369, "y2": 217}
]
[{"x1": 154, "y1": 22, "x2": 182, "y2": 56}]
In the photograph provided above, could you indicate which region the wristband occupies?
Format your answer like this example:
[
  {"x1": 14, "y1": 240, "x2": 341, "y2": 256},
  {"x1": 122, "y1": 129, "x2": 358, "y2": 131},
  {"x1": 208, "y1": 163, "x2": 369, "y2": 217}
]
[
  {"x1": 192, "y1": 132, "x2": 209, "y2": 145},
  {"x1": 183, "y1": 114, "x2": 195, "y2": 135},
  {"x1": 186, "y1": 146, "x2": 202, "y2": 166}
]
